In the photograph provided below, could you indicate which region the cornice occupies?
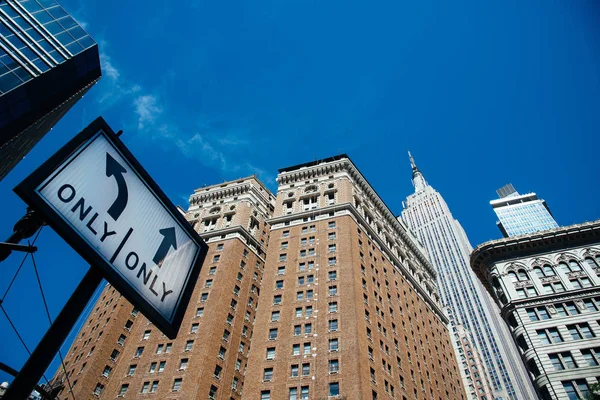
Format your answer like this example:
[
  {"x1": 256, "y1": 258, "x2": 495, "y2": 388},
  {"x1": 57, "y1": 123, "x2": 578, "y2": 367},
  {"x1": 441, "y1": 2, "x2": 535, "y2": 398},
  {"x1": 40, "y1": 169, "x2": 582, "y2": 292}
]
[
  {"x1": 276, "y1": 158, "x2": 433, "y2": 277},
  {"x1": 471, "y1": 220, "x2": 600, "y2": 294},
  {"x1": 197, "y1": 225, "x2": 267, "y2": 260}
]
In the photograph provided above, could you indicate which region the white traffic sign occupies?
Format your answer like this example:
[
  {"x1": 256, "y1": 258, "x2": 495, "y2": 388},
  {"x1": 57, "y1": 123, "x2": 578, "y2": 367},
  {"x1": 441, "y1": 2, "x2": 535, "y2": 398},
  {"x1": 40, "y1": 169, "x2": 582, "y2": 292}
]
[{"x1": 15, "y1": 118, "x2": 206, "y2": 337}]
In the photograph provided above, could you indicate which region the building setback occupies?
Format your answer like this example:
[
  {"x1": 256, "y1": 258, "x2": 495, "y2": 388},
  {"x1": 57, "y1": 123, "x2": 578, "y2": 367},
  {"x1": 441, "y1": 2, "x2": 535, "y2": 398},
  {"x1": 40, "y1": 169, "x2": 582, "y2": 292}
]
[
  {"x1": 0, "y1": 0, "x2": 101, "y2": 181},
  {"x1": 51, "y1": 156, "x2": 464, "y2": 400},
  {"x1": 400, "y1": 153, "x2": 537, "y2": 400},
  {"x1": 471, "y1": 220, "x2": 600, "y2": 400}
]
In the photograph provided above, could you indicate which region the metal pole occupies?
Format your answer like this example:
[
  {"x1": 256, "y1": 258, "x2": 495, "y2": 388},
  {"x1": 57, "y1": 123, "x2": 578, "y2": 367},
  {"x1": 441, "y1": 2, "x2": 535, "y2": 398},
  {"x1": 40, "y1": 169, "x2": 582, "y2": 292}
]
[{"x1": 3, "y1": 266, "x2": 103, "y2": 400}]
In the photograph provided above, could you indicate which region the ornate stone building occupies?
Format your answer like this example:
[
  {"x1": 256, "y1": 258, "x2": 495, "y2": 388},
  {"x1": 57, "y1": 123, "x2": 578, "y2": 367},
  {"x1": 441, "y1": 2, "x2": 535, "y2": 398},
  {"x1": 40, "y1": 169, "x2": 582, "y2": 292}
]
[{"x1": 471, "y1": 220, "x2": 600, "y2": 400}]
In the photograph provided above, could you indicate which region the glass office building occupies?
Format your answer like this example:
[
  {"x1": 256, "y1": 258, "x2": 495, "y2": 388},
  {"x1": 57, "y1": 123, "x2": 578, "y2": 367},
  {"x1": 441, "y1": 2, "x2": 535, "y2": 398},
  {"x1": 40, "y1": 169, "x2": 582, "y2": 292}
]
[
  {"x1": 401, "y1": 153, "x2": 538, "y2": 400},
  {"x1": 491, "y1": 184, "x2": 558, "y2": 237},
  {"x1": 0, "y1": 0, "x2": 101, "y2": 180}
]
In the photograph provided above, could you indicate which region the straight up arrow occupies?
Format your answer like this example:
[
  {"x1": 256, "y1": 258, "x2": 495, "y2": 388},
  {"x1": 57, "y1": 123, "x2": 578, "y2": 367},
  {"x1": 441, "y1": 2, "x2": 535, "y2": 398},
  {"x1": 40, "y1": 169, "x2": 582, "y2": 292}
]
[{"x1": 153, "y1": 227, "x2": 177, "y2": 268}]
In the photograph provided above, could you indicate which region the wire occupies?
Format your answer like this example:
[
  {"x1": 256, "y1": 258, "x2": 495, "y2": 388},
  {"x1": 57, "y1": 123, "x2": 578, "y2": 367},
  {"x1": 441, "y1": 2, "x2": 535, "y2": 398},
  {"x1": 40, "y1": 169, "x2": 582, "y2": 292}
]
[
  {"x1": 0, "y1": 304, "x2": 51, "y2": 386},
  {"x1": 2, "y1": 226, "x2": 44, "y2": 302},
  {"x1": 30, "y1": 252, "x2": 76, "y2": 400}
]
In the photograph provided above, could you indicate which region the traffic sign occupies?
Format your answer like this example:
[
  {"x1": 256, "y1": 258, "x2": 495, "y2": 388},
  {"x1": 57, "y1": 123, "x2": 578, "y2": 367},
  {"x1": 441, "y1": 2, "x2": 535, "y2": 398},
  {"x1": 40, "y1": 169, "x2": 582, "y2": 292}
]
[{"x1": 14, "y1": 117, "x2": 207, "y2": 338}]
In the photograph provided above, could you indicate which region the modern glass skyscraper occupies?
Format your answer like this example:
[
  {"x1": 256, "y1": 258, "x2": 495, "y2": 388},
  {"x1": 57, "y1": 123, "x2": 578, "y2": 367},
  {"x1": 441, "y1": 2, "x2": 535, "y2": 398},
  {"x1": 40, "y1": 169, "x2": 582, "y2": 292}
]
[
  {"x1": 0, "y1": 0, "x2": 101, "y2": 181},
  {"x1": 401, "y1": 153, "x2": 538, "y2": 400},
  {"x1": 491, "y1": 184, "x2": 558, "y2": 237}
]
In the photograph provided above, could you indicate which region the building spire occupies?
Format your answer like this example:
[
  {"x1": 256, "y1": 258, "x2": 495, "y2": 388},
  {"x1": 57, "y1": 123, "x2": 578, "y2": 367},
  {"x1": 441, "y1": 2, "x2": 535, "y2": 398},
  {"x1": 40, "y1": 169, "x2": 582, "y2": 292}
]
[{"x1": 407, "y1": 150, "x2": 427, "y2": 193}]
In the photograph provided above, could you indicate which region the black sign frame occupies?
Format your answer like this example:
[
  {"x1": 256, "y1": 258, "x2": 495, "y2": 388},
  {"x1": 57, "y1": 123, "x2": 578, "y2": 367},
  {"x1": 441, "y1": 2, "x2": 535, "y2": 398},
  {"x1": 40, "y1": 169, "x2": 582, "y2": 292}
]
[{"x1": 14, "y1": 116, "x2": 207, "y2": 338}]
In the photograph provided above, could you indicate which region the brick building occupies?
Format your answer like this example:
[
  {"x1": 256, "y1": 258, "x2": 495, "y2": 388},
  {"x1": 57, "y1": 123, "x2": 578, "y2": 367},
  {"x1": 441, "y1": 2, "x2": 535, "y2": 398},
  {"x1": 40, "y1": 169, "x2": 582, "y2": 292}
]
[{"x1": 52, "y1": 156, "x2": 464, "y2": 400}]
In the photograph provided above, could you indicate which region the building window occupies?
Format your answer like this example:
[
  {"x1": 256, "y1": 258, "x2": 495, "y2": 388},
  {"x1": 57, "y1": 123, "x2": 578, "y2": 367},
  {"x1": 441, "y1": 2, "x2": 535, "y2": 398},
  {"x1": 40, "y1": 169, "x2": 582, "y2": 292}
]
[
  {"x1": 306, "y1": 306, "x2": 313, "y2": 316},
  {"x1": 141, "y1": 382, "x2": 150, "y2": 394},
  {"x1": 158, "y1": 361, "x2": 165, "y2": 372},
  {"x1": 556, "y1": 301, "x2": 580, "y2": 316},
  {"x1": 534, "y1": 265, "x2": 556, "y2": 278},
  {"x1": 143, "y1": 330, "x2": 151, "y2": 340},
  {"x1": 274, "y1": 295, "x2": 282, "y2": 305},
  {"x1": 209, "y1": 385, "x2": 218, "y2": 399},
  {"x1": 294, "y1": 325, "x2": 301, "y2": 336},
  {"x1": 584, "y1": 299, "x2": 599, "y2": 312},
  {"x1": 329, "y1": 285, "x2": 338, "y2": 296},
  {"x1": 282, "y1": 242, "x2": 289, "y2": 250},
  {"x1": 292, "y1": 344, "x2": 300, "y2": 355},
  {"x1": 543, "y1": 282, "x2": 565, "y2": 294},
  {"x1": 567, "y1": 323, "x2": 595, "y2": 340},
  {"x1": 571, "y1": 277, "x2": 593, "y2": 289},
  {"x1": 200, "y1": 293, "x2": 209, "y2": 302},
  {"x1": 280, "y1": 254, "x2": 287, "y2": 262},
  {"x1": 214, "y1": 365, "x2": 222, "y2": 379},
  {"x1": 537, "y1": 328, "x2": 563, "y2": 344},
  {"x1": 329, "y1": 244, "x2": 336, "y2": 253},
  {"x1": 127, "y1": 365, "x2": 137, "y2": 376},
  {"x1": 272, "y1": 311, "x2": 281, "y2": 322},
  {"x1": 329, "y1": 221, "x2": 336, "y2": 228},
  {"x1": 196, "y1": 307, "x2": 204, "y2": 317},
  {"x1": 93, "y1": 383, "x2": 104, "y2": 395},
  {"x1": 562, "y1": 379, "x2": 590, "y2": 400},
  {"x1": 269, "y1": 328, "x2": 278, "y2": 340},
  {"x1": 329, "y1": 382, "x2": 340, "y2": 396},
  {"x1": 172, "y1": 378, "x2": 182, "y2": 392},
  {"x1": 329, "y1": 319, "x2": 339, "y2": 331},
  {"x1": 581, "y1": 348, "x2": 600, "y2": 366},
  {"x1": 329, "y1": 270, "x2": 337, "y2": 281},
  {"x1": 263, "y1": 368, "x2": 273, "y2": 381},
  {"x1": 289, "y1": 388, "x2": 298, "y2": 400},
  {"x1": 329, "y1": 338, "x2": 339, "y2": 352},
  {"x1": 305, "y1": 323, "x2": 312, "y2": 334},
  {"x1": 304, "y1": 342, "x2": 311, "y2": 355},
  {"x1": 306, "y1": 290, "x2": 313, "y2": 300},
  {"x1": 209, "y1": 266, "x2": 217, "y2": 275},
  {"x1": 301, "y1": 386, "x2": 309, "y2": 399},
  {"x1": 149, "y1": 362, "x2": 157, "y2": 373},
  {"x1": 223, "y1": 329, "x2": 230, "y2": 341},
  {"x1": 191, "y1": 323, "x2": 199, "y2": 334},
  {"x1": 329, "y1": 359, "x2": 339, "y2": 373},
  {"x1": 549, "y1": 352, "x2": 577, "y2": 370},
  {"x1": 283, "y1": 230, "x2": 290, "y2": 237},
  {"x1": 119, "y1": 384, "x2": 128, "y2": 396},
  {"x1": 218, "y1": 346, "x2": 226, "y2": 359},
  {"x1": 527, "y1": 307, "x2": 550, "y2": 321},
  {"x1": 212, "y1": 255, "x2": 220, "y2": 263},
  {"x1": 261, "y1": 390, "x2": 271, "y2": 400},
  {"x1": 185, "y1": 340, "x2": 194, "y2": 351},
  {"x1": 328, "y1": 232, "x2": 336, "y2": 240},
  {"x1": 180, "y1": 358, "x2": 189, "y2": 370},
  {"x1": 276, "y1": 280, "x2": 284, "y2": 289},
  {"x1": 216, "y1": 243, "x2": 224, "y2": 250},
  {"x1": 302, "y1": 363, "x2": 310, "y2": 376},
  {"x1": 329, "y1": 302, "x2": 338, "y2": 313},
  {"x1": 150, "y1": 381, "x2": 158, "y2": 393},
  {"x1": 297, "y1": 292, "x2": 304, "y2": 301},
  {"x1": 278, "y1": 266, "x2": 286, "y2": 275},
  {"x1": 328, "y1": 257, "x2": 336, "y2": 265},
  {"x1": 102, "y1": 365, "x2": 112, "y2": 377},
  {"x1": 266, "y1": 347, "x2": 276, "y2": 360},
  {"x1": 291, "y1": 364, "x2": 299, "y2": 377},
  {"x1": 135, "y1": 347, "x2": 144, "y2": 357}
]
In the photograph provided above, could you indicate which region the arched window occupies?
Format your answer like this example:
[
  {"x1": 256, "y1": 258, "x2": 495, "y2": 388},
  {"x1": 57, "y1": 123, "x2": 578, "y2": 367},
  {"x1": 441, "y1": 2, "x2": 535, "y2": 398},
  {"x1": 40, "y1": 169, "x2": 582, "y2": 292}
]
[
  {"x1": 533, "y1": 267, "x2": 544, "y2": 279},
  {"x1": 543, "y1": 265, "x2": 555, "y2": 276},
  {"x1": 508, "y1": 271, "x2": 518, "y2": 283},
  {"x1": 517, "y1": 269, "x2": 529, "y2": 281},
  {"x1": 569, "y1": 260, "x2": 582, "y2": 272},
  {"x1": 585, "y1": 258, "x2": 599, "y2": 270},
  {"x1": 559, "y1": 262, "x2": 570, "y2": 273}
]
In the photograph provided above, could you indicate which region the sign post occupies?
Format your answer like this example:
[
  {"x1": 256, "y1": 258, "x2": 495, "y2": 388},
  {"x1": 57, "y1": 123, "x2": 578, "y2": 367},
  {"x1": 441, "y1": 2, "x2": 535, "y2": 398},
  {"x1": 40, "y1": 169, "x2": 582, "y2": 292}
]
[{"x1": 4, "y1": 117, "x2": 207, "y2": 399}]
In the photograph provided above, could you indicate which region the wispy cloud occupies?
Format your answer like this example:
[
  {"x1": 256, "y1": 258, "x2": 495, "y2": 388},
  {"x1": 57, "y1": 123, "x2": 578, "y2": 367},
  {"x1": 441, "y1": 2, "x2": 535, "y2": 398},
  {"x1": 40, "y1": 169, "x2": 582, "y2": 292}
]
[
  {"x1": 93, "y1": 46, "x2": 271, "y2": 183},
  {"x1": 134, "y1": 95, "x2": 162, "y2": 130}
]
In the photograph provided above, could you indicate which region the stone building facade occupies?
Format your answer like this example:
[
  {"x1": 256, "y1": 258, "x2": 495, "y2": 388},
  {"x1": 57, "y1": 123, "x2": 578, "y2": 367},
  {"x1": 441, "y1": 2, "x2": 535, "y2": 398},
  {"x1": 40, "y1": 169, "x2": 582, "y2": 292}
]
[
  {"x1": 471, "y1": 220, "x2": 600, "y2": 400},
  {"x1": 51, "y1": 156, "x2": 464, "y2": 400}
]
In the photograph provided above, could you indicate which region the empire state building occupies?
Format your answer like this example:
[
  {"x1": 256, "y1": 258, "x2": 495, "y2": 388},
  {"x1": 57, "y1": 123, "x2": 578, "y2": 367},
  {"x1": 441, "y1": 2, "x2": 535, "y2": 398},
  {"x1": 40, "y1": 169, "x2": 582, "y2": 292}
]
[{"x1": 400, "y1": 152, "x2": 537, "y2": 400}]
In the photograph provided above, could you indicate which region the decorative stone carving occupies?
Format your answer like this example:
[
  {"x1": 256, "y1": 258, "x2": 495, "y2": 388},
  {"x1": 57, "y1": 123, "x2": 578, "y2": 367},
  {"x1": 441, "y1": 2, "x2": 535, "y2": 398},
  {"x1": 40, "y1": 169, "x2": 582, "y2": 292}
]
[{"x1": 547, "y1": 304, "x2": 557, "y2": 314}]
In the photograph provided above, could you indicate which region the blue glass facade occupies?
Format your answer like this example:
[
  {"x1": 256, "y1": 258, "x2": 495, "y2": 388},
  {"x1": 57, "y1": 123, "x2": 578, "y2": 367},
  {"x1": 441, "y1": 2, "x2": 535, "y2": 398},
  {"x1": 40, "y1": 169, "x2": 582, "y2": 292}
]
[
  {"x1": 0, "y1": 0, "x2": 101, "y2": 180},
  {"x1": 494, "y1": 201, "x2": 558, "y2": 237}
]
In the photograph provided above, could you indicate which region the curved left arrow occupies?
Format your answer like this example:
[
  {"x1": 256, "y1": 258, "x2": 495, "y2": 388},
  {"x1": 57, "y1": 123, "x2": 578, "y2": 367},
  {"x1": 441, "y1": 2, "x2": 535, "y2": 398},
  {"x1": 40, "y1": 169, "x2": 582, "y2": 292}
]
[{"x1": 106, "y1": 152, "x2": 128, "y2": 221}]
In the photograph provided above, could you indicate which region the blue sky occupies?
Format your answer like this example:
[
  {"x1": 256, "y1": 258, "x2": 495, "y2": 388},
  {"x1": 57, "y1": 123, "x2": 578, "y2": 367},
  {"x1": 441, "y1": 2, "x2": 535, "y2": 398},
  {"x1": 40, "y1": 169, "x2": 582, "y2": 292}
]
[{"x1": 1, "y1": 0, "x2": 599, "y2": 387}]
